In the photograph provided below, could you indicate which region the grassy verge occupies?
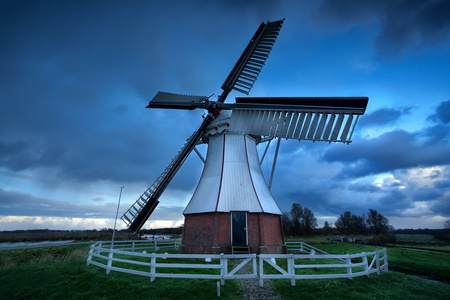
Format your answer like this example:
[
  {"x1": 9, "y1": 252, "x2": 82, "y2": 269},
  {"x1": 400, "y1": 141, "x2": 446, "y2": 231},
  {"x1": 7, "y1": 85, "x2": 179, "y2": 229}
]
[
  {"x1": 0, "y1": 244, "x2": 241, "y2": 299},
  {"x1": 310, "y1": 243, "x2": 450, "y2": 282},
  {"x1": 389, "y1": 244, "x2": 450, "y2": 252},
  {"x1": 1, "y1": 242, "x2": 449, "y2": 299},
  {"x1": 271, "y1": 272, "x2": 450, "y2": 300},
  {"x1": 0, "y1": 230, "x2": 133, "y2": 243},
  {"x1": 270, "y1": 242, "x2": 450, "y2": 299}
]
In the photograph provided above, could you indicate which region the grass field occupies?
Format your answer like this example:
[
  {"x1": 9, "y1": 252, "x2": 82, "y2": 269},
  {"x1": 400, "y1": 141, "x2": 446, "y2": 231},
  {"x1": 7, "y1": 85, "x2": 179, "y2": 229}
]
[
  {"x1": 1, "y1": 241, "x2": 449, "y2": 299},
  {"x1": 312, "y1": 243, "x2": 450, "y2": 282},
  {"x1": 0, "y1": 244, "x2": 241, "y2": 299},
  {"x1": 0, "y1": 230, "x2": 133, "y2": 243}
]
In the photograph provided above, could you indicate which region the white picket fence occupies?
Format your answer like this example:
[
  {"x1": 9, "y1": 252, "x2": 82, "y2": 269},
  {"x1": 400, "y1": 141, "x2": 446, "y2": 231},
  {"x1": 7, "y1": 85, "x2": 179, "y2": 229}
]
[
  {"x1": 259, "y1": 249, "x2": 388, "y2": 286},
  {"x1": 86, "y1": 240, "x2": 388, "y2": 287},
  {"x1": 285, "y1": 241, "x2": 341, "y2": 257}
]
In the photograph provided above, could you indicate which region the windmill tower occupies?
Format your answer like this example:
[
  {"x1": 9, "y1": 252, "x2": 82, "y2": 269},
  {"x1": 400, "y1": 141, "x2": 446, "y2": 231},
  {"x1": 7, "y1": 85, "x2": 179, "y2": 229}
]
[{"x1": 121, "y1": 19, "x2": 368, "y2": 254}]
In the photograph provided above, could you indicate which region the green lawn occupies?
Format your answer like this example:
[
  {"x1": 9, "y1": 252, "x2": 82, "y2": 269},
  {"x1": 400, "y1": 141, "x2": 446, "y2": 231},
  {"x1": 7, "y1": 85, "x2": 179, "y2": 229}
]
[
  {"x1": 0, "y1": 244, "x2": 240, "y2": 300},
  {"x1": 272, "y1": 272, "x2": 450, "y2": 300},
  {"x1": 1, "y1": 242, "x2": 449, "y2": 299},
  {"x1": 313, "y1": 243, "x2": 450, "y2": 282}
]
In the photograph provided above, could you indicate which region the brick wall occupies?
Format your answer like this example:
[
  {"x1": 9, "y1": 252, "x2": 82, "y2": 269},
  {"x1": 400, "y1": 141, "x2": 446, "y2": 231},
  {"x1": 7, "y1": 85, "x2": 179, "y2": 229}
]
[{"x1": 181, "y1": 212, "x2": 285, "y2": 254}]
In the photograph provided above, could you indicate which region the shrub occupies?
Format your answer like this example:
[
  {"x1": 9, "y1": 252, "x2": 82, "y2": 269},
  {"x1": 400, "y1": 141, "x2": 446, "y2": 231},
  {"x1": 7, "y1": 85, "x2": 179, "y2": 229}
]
[{"x1": 366, "y1": 234, "x2": 397, "y2": 246}]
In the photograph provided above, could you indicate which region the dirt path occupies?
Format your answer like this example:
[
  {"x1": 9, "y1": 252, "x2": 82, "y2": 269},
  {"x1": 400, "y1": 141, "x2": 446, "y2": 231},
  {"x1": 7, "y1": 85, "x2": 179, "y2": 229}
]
[
  {"x1": 239, "y1": 277, "x2": 282, "y2": 300},
  {"x1": 233, "y1": 259, "x2": 282, "y2": 300}
]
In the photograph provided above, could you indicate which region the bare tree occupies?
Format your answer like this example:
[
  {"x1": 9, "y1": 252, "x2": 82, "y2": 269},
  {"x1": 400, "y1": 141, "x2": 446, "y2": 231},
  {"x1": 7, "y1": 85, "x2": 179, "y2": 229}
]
[
  {"x1": 290, "y1": 203, "x2": 303, "y2": 236},
  {"x1": 335, "y1": 211, "x2": 367, "y2": 235},
  {"x1": 281, "y1": 211, "x2": 293, "y2": 236},
  {"x1": 283, "y1": 203, "x2": 318, "y2": 236},
  {"x1": 301, "y1": 207, "x2": 317, "y2": 235},
  {"x1": 444, "y1": 219, "x2": 450, "y2": 229},
  {"x1": 366, "y1": 209, "x2": 389, "y2": 235},
  {"x1": 335, "y1": 211, "x2": 353, "y2": 234}
]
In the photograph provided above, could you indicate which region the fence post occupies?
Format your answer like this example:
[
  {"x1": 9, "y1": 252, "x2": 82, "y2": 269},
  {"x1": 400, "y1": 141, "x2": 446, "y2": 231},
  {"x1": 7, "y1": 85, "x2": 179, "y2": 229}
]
[
  {"x1": 150, "y1": 254, "x2": 156, "y2": 282},
  {"x1": 376, "y1": 250, "x2": 381, "y2": 275},
  {"x1": 253, "y1": 254, "x2": 257, "y2": 279},
  {"x1": 346, "y1": 254, "x2": 352, "y2": 279},
  {"x1": 259, "y1": 256, "x2": 264, "y2": 287},
  {"x1": 155, "y1": 240, "x2": 159, "y2": 251},
  {"x1": 383, "y1": 249, "x2": 389, "y2": 271},
  {"x1": 86, "y1": 245, "x2": 94, "y2": 266},
  {"x1": 289, "y1": 254, "x2": 295, "y2": 286},
  {"x1": 220, "y1": 254, "x2": 225, "y2": 286},
  {"x1": 132, "y1": 240, "x2": 135, "y2": 252},
  {"x1": 362, "y1": 252, "x2": 369, "y2": 277},
  {"x1": 106, "y1": 250, "x2": 113, "y2": 274}
]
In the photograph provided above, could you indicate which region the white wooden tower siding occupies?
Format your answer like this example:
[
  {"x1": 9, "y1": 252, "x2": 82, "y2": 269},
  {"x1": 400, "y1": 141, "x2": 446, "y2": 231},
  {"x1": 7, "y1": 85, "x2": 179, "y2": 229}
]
[
  {"x1": 183, "y1": 115, "x2": 282, "y2": 215},
  {"x1": 120, "y1": 19, "x2": 368, "y2": 253}
]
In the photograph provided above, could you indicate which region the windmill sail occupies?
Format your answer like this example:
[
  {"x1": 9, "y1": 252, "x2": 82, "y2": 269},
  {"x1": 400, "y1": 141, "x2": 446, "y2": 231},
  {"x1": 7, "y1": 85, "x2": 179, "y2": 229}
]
[
  {"x1": 121, "y1": 115, "x2": 214, "y2": 232},
  {"x1": 221, "y1": 19, "x2": 284, "y2": 95},
  {"x1": 228, "y1": 97, "x2": 368, "y2": 143}
]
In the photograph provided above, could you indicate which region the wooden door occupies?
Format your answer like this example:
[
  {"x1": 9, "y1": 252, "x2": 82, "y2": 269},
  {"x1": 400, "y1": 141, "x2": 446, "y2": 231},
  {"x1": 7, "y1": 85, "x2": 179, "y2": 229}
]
[{"x1": 232, "y1": 211, "x2": 247, "y2": 246}]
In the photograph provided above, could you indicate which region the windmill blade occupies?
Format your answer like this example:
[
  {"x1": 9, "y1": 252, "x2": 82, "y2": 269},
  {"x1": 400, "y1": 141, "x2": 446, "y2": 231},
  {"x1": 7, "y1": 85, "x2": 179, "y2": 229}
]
[
  {"x1": 121, "y1": 115, "x2": 214, "y2": 232},
  {"x1": 146, "y1": 91, "x2": 209, "y2": 110},
  {"x1": 221, "y1": 19, "x2": 285, "y2": 96},
  {"x1": 228, "y1": 97, "x2": 368, "y2": 143},
  {"x1": 231, "y1": 96, "x2": 368, "y2": 115}
]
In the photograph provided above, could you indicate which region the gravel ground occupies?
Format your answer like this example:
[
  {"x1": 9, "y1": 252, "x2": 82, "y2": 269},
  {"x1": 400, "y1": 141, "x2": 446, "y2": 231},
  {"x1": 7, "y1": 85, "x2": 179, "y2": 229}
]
[
  {"x1": 233, "y1": 258, "x2": 283, "y2": 300},
  {"x1": 239, "y1": 277, "x2": 282, "y2": 300}
]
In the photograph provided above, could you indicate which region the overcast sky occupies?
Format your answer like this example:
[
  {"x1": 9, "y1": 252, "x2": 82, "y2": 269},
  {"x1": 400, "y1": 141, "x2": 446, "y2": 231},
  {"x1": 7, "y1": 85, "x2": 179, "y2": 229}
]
[{"x1": 1, "y1": 0, "x2": 449, "y2": 231}]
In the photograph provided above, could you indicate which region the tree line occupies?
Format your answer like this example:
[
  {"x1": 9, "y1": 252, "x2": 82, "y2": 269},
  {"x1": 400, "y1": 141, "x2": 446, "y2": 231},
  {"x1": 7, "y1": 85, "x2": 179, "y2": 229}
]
[{"x1": 282, "y1": 203, "x2": 392, "y2": 236}]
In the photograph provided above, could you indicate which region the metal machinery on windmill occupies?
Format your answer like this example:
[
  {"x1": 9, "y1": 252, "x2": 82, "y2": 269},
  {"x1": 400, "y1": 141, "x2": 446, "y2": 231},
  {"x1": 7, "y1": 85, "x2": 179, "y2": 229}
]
[{"x1": 121, "y1": 19, "x2": 368, "y2": 254}]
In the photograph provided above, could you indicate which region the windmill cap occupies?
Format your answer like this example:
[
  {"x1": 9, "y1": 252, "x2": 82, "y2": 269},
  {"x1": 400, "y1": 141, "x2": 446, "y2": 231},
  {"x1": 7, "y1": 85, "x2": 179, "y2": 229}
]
[{"x1": 206, "y1": 110, "x2": 231, "y2": 135}]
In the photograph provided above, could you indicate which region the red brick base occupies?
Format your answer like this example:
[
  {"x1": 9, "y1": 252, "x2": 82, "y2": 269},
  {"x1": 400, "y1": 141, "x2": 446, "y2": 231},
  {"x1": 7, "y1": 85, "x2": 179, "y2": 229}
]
[{"x1": 180, "y1": 212, "x2": 286, "y2": 254}]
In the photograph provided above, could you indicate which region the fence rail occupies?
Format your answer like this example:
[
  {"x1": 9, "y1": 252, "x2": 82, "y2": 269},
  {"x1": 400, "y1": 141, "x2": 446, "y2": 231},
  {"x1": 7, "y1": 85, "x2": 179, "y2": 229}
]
[
  {"x1": 259, "y1": 249, "x2": 388, "y2": 286},
  {"x1": 86, "y1": 240, "x2": 388, "y2": 287}
]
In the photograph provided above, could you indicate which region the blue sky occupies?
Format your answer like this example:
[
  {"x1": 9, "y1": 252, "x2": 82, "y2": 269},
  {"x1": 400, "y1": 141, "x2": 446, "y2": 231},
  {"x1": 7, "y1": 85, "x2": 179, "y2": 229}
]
[{"x1": 1, "y1": 0, "x2": 449, "y2": 231}]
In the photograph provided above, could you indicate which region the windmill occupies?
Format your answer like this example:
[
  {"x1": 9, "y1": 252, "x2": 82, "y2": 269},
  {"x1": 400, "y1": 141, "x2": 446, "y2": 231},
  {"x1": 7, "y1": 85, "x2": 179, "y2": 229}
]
[{"x1": 121, "y1": 19, "x2": 368, "y2": 254}]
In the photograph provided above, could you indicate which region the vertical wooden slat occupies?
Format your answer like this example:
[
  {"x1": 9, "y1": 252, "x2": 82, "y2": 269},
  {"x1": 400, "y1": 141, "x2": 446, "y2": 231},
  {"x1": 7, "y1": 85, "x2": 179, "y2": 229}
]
[
  {"x1": 323, "y1": 113, "x2": 336, "y2": 141},
  {"x1": 293, "y1": 112, "x2": 306, "y2": 139},
  {"x1": 286, "y1": 112, "x2": 299, "y2": 139},
  {"x1": 331, "y1": 113, "x2": 345, "y2": 141},
  {"x1": 340, "y1": 114, "x2": 354, "y2": 142},
  {"x1": 307, "y1": 113, "x2": 320, "y2": 140},
  {"x1": 314, "y1": 113, "x2": 328, "y2": 140},
  {"x1": 300, "y1": 112, "x2": 313, "y2": 139},
  {"x1": 279, "y1": 112, "x2": 293, "y2": 137}
]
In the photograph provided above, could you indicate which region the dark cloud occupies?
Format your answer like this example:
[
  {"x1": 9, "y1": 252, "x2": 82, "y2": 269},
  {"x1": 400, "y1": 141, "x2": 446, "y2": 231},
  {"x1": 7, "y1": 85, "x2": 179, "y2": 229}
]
[
  {"x1": 311, "y1": 0, "x2": 450, "y2": 58},
  {"x1": 412, "y1": 187, "x2": 444, "y2": 201},
  {"x1": 323, "y1": 99, "x2": 450, "y2": 178},
  {"x1": 323, "y1": 129, "x2": 449, "y2": 178},
  {"x1": 0, "y1": 188, "x2": 115, "y2": 218},
  {"x1": 277, "y1": 189, "x2": 332, "y2": 215},
  {"x1": 378, "y1": 189, "x2": 409, "y2": 210},
  {"x1": 435, "y1": 179, "x2": 450, "y2": 189},
  {"x1": 429, "y1": 197, "x2": 450, "y2": 216},
  {"x1": 0, "y1": 1, "x2": 284, "y2": 189},
  {"x1": 428, "y1": 99, "x2": 450, "y2": 124},
  {"x1": 359, "y1": 106, "x2": 413, "y2": 128},
  {"x1": 347, "y1": 181, "x2": 381, "y2": 193}
]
